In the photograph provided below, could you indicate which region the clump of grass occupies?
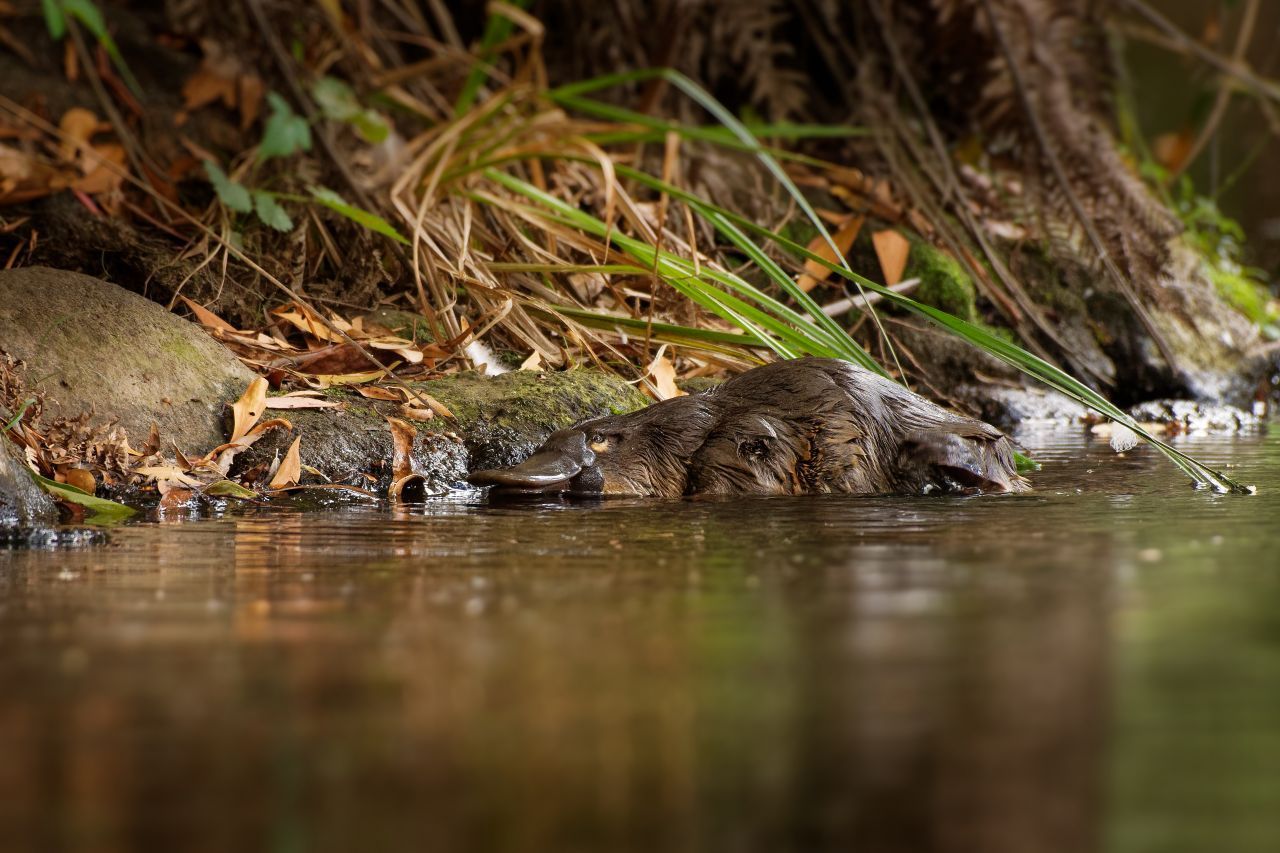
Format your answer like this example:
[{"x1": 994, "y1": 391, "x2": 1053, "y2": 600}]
[{"x1": 381, "y1": 47, "x2": 1249, "y2": 493}]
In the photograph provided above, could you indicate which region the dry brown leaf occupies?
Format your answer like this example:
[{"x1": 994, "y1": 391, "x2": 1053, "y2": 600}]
[
  {"x1": 58, "y1": 107, "x2": 102, "y2": 163},
  {"x1": 0, "y1": 144, "x2": 73, "y2": 205},
  {"x1": 158, "y1": 487, "x2": 195, "y2": 510},
  {"x1": 272, "y1": 304, "x2": 343, "y2": 342},
  {"x1": 238, "y1": 75, "x2": 264, "y2": 130},
  {"x1": 135, "y1": 465, "x2": 205, "y2": 489},
  {"x1": 411, "y1": 391, "x2": 454, "y2": 419},
  {"x1": 797, "y1": 216, "x2": 863, "y2": 292},
  {"x1": 264, "y1": 396, "x2": 342, "y2": 410},
  {"x1": 398, "y1": 405, "x2": 434, "y2": 422},
  {"x1": 208, "y1": 417, "x2": 292, "y2": 474},
  {"x1": 872, "y1": 229, "x2": 911, "y2": 287},
  {"x1": 307, "y1": 370, "x2": 387, "y2": 388},
  {"x1": 182, "y1": 66, "x2": 237, "y2": 112},
  {"x1": 645, "y1": 344, "x2": 684, "y2": 401},
  {"x1": 385, "y1": 416, "x2": 425, "y2": 502},
  {"x1": 366, "y1": 338, "x2": 424, "y2": 363},
  {"x1": 179, "y1": 295, "x2": 238, "y2": 332},
  {"x1": 73, "y1": 143, "x2": 125, "y2": 195},
  {"x1": 62, "y1": 467, "x2": 96, "y2": 494},
  {"x1": 230, "y1": 377, "x2": 268, "y2": 441},
  {"x1": 357, "y1": 385, "x2": 403, "y2": 401},
  {"x1": 520, "y1": 350, "x2": 543, "y2": 371},
  {"x1": 386, "y1": 416, "x2": 416, "y2": 477},
  {"x1": 268, "y1": 436, "x2": 302, "y2": 489}
]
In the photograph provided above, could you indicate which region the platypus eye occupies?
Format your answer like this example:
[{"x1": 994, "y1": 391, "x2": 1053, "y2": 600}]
[{"x1": 589, "y1": 432, "x2": 610, "y2": 452}]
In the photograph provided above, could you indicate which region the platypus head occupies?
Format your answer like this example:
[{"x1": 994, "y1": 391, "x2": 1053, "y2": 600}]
[{"x1": 468, "y1": 397, "x2": 716, "y2": 498}]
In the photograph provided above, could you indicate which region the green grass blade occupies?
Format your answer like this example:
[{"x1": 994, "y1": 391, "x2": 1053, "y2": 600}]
[
  {"x1": 32, "y1": 473, "x2": 136, "y2": 523},
  {"x1": 478, "y1": 171, "x2": 850, "y2": 359},
  {"x1": 454, "y1": 0, "x2": 531, "y2": 116}
]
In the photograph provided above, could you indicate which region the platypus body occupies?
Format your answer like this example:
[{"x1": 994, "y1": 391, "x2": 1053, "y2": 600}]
[{"x1": 469, "y1": 358, "x2": 1028, "y2": 498}]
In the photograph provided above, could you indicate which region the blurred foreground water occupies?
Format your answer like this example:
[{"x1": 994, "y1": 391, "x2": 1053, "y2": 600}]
[{"x1": 1, "y1": 429, "x2": 1277, "y2": 853}]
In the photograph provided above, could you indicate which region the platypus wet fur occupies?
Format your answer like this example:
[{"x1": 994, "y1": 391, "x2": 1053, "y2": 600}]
[{"x1": 468, "y1": 358, "x2": 1029, "y2": 498}]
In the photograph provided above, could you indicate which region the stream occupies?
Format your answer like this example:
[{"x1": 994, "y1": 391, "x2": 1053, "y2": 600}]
[{"x1": 1, "y1": 428, "x2": 1278, "y2": 852}]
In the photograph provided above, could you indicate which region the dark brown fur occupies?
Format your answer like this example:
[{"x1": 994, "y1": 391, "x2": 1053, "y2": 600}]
[{"x1": 469, "y1": 359, "x2": 1028, "y2": 498}]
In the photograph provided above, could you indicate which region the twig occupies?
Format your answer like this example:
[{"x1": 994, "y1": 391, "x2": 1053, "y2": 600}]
[
  {"x1": 1117, "y1": 0, "x2": 1280, "y2": 105},
  {"x1": 821, "y1": 278, "x2": 918, "y2": 316},
  {"x1": 1168, "y1": 0, "x2": 1260, "y2": 183}
]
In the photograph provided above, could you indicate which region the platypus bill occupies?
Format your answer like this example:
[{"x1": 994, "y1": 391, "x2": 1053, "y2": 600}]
[{"x1": 468, "y1": 358, "x2": 1028, "y2": 498}]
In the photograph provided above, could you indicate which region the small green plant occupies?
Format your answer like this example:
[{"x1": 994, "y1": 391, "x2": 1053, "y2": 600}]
[
  {"x1": 1173, "y1": 177, "x2": 1278, "y2": 338},
  {"x1": 311, "y1": 77, "x2": 390, "y2": 143},
  {"x1": 41, "y1": 0, "x2": 141, "y2": 96},
  {"x1": 202, "y1": 90, "x2": 405, "y2": 242},
  {"x1": 256, "y1": 92, "x2": 313, "y2": 163}
]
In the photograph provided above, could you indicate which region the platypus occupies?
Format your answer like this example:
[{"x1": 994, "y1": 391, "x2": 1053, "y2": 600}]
[{"x1": 468, "y1": 358, "x2": 1028, "y2": 498}]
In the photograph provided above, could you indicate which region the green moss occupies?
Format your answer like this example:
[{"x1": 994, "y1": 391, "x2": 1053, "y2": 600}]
[
  {"x1": 1175, "y1": 182, "x2": 1278, "y2": 335},
  {"x1": 161, "y1": 334, "x2": 205, "y2": 366},
  {"x1": 417, "y1": 370, "x2": 648, "y2": 432},
  {"x1": 906, "y1": 242, "x2": 977, "y2": 322},
  {"x1": 1207, "y1": 264, "x2": 1275, "y2": 326},
  {"x1": 778, "y1": 218, "x2": 820, "y2": 262}
]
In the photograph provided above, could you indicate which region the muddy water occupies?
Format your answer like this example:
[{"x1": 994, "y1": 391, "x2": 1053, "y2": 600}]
[{"x1": 1, "y1": 430, "x2": 1278, "y2": 853}]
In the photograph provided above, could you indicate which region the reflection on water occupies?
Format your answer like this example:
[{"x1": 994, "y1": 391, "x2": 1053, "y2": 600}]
[{"x1": 1, "y1": 430, "x2": 1277, "y2": 852}]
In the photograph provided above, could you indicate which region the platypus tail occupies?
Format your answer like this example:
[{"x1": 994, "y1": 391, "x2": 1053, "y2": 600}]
[{"x1": 896, "y1": 425, "x2": 1030, "y2": 494}]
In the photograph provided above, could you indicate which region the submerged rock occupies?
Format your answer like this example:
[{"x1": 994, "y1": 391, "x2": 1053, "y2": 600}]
[
  {"x1": 0, "y1": 267, "x2": 258, "y2": 455},
  {"x1": 1128, "y1": 399, "x2": 1265, "y2": 435},
  {"x1": 970, "y1": 385, "x2": 1090, "y2": 430}
]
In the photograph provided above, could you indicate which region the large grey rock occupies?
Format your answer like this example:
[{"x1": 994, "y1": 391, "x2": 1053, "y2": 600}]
[
  {"x1": 0, "y1": 267, "x2": 256, "y2": 455},
  {"x1": 1, "y1": 436, "x2": 57, "y2": 528}
]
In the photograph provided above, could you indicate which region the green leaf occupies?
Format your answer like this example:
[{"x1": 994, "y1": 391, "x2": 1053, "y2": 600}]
[
  {"x1": 311, "y1": 77, "x2": 389, "y2": 143},
  {"x1": 3, "y1": 398, "x2": 35, "y2": 432},
  {"x1": 203, "y1": 479, "x2": 258, "y2": 499},
  {"x1": 252, "y1": 190, "x2": 294, "y2": 231},
  {"x1": 258, "y1": 92, "x2": 312, "y2": 163},
  {"x1": 32, "y1": 473, "x2": 136, "y2": 524},
  {"x1": 41, "y1": 0, "x2": 66, "y2": 39},
  {"x1": 309, "y1": 186, "x2": 409, "y2": 244},
  {"x1": 454, "y1": 0, "x2": 531, "y2": 116},
  {"x1": 203, "y1": 160, "x2": 252, "y2": 213},
  {"x1": 312, "y1": 76, "x2": 361, "y2": 121},
  {"x1": 548, "y1": 68, "x2": 905, "y2": 374},
  {"x1": 1014, "y1": 450, "x2": 1041, "y2": 474},
  {"x1": 61, "y1": 0, "x2": 141, "y2": 98},
  {"x1": 60, "y1": 0, "x2": 105, "y2": 37},
  {"x1": 350, "y1": 110, "x2": 389, "y2": 144}
]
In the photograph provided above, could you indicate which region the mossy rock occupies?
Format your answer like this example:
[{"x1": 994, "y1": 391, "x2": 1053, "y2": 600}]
[
  {"x1": 0, "y1": 267, "x2": 257, "y2": 456},
  {"x1": 1206, "y1": 263, "x2": 1277, "y2": 333},
  {"x1": 907, "y1": 242, "x2": 977, "y2": 322},
  {"x1": 421, "y1": 370, "x2": 648, "y2": 471},
  {"x1": 234, "y1": 370, "x2": 648, "y2": 494}
]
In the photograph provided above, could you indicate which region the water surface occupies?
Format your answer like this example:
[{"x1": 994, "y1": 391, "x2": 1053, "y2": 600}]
[{"x1": 1, "y1": 429, "x2": 1277, "y2": 852}]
